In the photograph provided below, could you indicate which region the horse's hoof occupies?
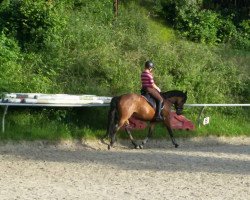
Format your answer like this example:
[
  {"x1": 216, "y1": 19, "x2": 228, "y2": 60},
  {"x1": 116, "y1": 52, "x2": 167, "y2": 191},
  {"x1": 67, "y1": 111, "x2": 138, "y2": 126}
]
[
  {"x1": 108, "y1": 145, "x2": 111, "y2": 150},
  {"x1": 175, "y1": 144, "x2": 179, "y2": 148},
  {"x1": 135, "y1": 145, "x2": 140, "y2": 149},
  {"x1": 139, "y1": 145, "x2": 143, "y2": 149}
]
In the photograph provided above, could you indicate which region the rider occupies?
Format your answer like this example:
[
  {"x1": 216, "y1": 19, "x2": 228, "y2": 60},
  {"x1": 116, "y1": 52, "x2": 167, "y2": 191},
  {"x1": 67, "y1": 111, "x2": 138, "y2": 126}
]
[{"x1": 141, "y1": 60, "x2": 164, "y2": 121}]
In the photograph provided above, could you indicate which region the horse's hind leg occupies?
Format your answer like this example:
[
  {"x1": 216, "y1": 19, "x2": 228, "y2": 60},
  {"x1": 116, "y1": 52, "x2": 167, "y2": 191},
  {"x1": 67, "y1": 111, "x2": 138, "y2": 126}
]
[
  {"x1": 109, "y1": 124, "x2": 119, "y2": 149},
  {"x1": 125, "y1": 128, "x2": 141, "y2": 149},
  {"x1": 109, "y1": 118, "x2": 128, "y2": 149}
]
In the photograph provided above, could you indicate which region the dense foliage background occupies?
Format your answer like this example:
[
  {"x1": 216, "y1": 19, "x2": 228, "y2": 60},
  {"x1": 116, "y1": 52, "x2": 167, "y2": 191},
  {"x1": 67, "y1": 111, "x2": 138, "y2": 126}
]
[{"x1": 0, "y1": 0, "x2": 249, "y2": 139}]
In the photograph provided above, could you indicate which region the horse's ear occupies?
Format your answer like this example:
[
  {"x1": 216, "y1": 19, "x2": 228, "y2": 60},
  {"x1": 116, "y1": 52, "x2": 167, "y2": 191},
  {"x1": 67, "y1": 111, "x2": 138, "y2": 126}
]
[{"x1": 184, "y1": 91, "x2": 187, "y2": 95}]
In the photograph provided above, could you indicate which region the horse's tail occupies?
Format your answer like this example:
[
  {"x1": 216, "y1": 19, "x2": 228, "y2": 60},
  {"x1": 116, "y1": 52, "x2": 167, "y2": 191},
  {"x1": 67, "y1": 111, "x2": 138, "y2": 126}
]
[{"x1": 105, "y1": 96, "x2": 120, "y2": 139}]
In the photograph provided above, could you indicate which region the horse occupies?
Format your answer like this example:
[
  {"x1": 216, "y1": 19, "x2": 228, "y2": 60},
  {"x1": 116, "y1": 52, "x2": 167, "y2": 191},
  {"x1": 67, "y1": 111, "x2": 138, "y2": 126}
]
[{"x1": 105, "y1": 90, "x2": 187, "y2": 149}]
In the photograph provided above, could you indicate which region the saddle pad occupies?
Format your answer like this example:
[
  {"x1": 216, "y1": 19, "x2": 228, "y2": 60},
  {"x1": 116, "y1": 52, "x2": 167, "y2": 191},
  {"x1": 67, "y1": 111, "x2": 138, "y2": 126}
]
[{"x1": 141, "y1": 93, "x2": 156, "y2": 109}]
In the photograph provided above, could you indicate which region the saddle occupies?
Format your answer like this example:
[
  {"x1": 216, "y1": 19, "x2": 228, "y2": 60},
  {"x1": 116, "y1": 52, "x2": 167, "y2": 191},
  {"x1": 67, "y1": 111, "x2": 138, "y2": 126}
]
[{"x1": 140, "y1": 89, "x2": 157, "y2": 109}]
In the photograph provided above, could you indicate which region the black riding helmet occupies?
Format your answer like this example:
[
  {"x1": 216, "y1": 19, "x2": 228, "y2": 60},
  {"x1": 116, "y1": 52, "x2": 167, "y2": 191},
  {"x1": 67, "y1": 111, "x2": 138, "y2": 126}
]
[{"x1": 145, "y1": 60, "x2": 154, "y2": 69}]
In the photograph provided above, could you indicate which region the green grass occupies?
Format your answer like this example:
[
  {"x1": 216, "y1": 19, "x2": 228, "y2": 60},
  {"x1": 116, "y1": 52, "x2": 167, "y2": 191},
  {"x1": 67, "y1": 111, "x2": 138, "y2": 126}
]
[
  {"x1": 1, "y1": 122, "x2": 72, "y2": 141},
  {"x1": 1, "y1": 108, "x2": 248, "y2": 141},
  {"x1": 0, "y1": 112, "x2": 250, "y2": 141},
  {"x1": 148, "y1": 19, "x2": 176, "y2": 42}
]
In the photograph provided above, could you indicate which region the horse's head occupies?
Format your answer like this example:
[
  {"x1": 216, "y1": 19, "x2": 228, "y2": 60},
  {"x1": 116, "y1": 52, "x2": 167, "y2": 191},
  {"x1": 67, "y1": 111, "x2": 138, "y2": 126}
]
[
  {"x1": 161, "y1": 90, "x2": 187, "y2": 115},
  {"x1": 173, "y1": 94, "x2": 187, "y2": 115}
]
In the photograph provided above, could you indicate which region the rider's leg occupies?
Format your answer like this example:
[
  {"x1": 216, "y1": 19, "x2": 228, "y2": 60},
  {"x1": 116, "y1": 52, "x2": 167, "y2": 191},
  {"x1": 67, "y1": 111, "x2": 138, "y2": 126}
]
[
  {"x1": 155, "y1": 100, "x2": 164, "y2": 121},
  {"x1": 146, "y1": 87, "x2": 164, "y2": 121}
]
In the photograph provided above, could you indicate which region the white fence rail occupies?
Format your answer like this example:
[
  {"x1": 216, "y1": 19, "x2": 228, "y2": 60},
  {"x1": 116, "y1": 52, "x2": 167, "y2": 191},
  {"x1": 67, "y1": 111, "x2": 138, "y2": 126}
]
[
  {"x1": 0, "y1": 93, "x2": 112, "y2": 133},
  {"x1": 186, "y1": 104, "x2": 250, "y2": 107}
]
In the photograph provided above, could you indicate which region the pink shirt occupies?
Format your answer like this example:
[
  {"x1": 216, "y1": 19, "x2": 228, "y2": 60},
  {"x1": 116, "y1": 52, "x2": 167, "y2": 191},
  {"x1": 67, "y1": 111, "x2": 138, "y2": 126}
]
[{"x1": 141, "y1": 71, "x2": 154, "y2": 88}]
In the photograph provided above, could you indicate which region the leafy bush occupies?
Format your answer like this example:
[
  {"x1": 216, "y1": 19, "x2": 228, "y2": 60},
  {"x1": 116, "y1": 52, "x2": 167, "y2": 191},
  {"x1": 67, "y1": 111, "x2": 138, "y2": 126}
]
[
  {"x1": 20, "y1": 52, "x2": 59, "y2": 93},
  {"x1": 231, "y1": 20, "x2": 250, "y2": 50},
  {"x1": 0, "y1": 33, "x2": 24, "y2": 92},
  {"x1": 149, "y1": 0, "x2": 249, "y2": 49},
  {"x1": 217, "y1": 16, "x2": 237, "y2": 43},
  {"x1": 0, "y1": 32, "x2": 59, "y2": 93},
  {"x1": 0, "y1": 0, "x2": 66, "y2": 51},
  {"x1": 1, "y1": 0, "x2": 246, "y2": 101},
  {"x1": 176, "y1": 8, "x2": 220, "y2": 44}
]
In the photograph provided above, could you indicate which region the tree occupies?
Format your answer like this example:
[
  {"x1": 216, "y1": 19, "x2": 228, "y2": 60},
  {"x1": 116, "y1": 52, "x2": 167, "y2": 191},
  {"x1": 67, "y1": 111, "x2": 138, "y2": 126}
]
[{"x1": 113, "y1": 0, "x2": 119, "y2": 17}]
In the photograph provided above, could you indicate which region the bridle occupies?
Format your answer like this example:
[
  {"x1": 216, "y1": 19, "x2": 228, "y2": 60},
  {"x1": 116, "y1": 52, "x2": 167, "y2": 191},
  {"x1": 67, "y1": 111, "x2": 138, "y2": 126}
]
[{"x1": 166, "y1": 98, "x2": 184, "y2": 114}]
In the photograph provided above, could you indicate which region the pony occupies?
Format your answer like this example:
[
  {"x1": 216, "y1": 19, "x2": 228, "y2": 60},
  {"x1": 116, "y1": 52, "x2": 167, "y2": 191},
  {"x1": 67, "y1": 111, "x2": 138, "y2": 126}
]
[{"x1": 105, "y1": 90, "x2": 187, "y2": 149}]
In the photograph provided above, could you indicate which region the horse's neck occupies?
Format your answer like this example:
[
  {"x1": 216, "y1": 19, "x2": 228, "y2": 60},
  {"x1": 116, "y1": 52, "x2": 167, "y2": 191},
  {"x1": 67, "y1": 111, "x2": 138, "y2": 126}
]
[{"x1": 165, "y1": 96, "x2": 176, "y2": 105}]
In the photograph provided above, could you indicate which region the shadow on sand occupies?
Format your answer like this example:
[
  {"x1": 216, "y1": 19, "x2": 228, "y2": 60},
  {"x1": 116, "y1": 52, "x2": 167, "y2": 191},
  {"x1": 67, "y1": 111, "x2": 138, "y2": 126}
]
[{"x1": 0, "y1": 137, "x2": 249, "y2": 175}]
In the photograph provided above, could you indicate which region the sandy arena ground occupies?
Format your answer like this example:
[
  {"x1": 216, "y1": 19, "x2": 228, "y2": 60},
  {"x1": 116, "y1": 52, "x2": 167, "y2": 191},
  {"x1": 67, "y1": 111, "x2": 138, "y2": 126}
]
[{"x1": 0, "y1": 136, "x2": 249, "y2": 200}]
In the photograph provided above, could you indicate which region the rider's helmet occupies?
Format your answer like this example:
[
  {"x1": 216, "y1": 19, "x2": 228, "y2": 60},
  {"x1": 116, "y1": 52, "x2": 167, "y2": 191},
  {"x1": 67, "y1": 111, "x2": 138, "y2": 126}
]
[{"x1": 145, "y1": 60, "x2": 154, "y2": 69}]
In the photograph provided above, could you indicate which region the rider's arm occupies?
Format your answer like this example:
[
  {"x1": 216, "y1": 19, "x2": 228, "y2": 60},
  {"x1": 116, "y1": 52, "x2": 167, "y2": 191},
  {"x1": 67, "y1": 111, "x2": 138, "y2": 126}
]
[{"x1": 153, "y1": 83, "x2": 161, "y2": 92}]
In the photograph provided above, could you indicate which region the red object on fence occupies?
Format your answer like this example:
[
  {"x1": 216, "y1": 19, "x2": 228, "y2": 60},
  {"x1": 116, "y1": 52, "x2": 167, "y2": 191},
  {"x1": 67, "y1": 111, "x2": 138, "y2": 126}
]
[
  {"x1": 122, "y1": 116, "x2": 148, "y2": 130},
  {"x1": 122, "y1": 112, "x2": 195, "y2": 131},
  {"x1": 170, "y1": 112, "x2": 195, "y2": 131}
]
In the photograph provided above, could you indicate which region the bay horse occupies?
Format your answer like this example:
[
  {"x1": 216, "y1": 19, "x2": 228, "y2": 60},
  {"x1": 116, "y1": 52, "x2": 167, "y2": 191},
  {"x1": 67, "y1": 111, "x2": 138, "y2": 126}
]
[{"x1": 105, "y1": 90, "x2": 187, "y2": 149}]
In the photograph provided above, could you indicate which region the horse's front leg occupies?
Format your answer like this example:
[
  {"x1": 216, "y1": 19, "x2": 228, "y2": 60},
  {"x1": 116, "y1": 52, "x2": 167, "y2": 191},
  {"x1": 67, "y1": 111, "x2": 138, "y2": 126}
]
[
  {"x1": 164, "y1": 117, "x2": 179, "y2": 148},
  {"x1": 166, "y1": 126, "x2": 179, "y2": 148},
  {"x1": 140, "y1": 123, "x2": 155, "y2": 149}
]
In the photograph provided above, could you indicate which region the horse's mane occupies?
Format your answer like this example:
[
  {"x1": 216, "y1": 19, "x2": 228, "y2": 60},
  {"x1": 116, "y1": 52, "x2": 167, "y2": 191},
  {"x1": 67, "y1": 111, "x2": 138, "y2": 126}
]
[{"x1": 161, "y1": 90, "x2": 187, "y2": 101}]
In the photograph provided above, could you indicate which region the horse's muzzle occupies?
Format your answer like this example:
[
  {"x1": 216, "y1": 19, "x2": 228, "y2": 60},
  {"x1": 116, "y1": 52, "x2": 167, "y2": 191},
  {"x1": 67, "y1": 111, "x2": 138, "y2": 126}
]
[{"x1": 176, "y1": 108, "x2": 183, "y2": 115}]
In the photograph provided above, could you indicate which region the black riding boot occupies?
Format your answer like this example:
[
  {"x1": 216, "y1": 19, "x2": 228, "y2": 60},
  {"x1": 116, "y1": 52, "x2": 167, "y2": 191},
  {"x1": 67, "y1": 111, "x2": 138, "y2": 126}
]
[{"x1": 155, "y1": 101, "x2": 163, "y2": 121}]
